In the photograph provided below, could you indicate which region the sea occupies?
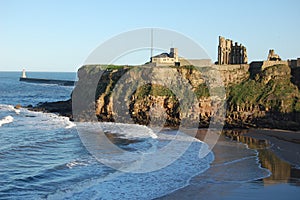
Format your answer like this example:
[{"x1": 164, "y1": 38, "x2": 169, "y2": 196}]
[{"x1": 0, "y1": 71, "x2": 272, "y2": 200}]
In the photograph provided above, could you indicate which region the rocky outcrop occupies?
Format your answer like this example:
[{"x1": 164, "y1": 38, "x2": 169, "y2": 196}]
[
  {"x1": 37, "y1": 64, "x2": 300, "y2": 130},
  {"x1": 29, "y1": 99, "x2": 72, "y2": 119},
  {"x1": 226, "y1": 64, "x2": 300, "y2": 130}
]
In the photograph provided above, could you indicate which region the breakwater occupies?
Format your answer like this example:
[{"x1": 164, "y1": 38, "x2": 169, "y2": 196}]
[{"x1": 19, "y1": 77, "x2": 76, "y2": 86}]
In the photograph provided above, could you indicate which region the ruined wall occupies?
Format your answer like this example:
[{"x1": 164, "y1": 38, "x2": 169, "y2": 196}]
[
  {"x1": 213, "y1": 64, "x2": 250, "y2": 86},
  {"x1": 288, "y1": 58, "x2": 300, "y2": 68},
  {"x1": 218, "y1": 36, "x2": 247, "y2": 65},
  {"x1": 250, "y1": 61, "x2": 288, "y2": 77}
]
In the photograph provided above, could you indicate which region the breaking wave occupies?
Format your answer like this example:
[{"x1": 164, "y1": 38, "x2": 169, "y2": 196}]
[{"x1": 0, "y1": 115, "x2": 14, "y2": 127}]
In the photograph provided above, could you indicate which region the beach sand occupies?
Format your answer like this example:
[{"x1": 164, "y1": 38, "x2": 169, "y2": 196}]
[
  {"x1": 158, "y1": 129, "x2": 300, "y2": 200},
  {"x1": 245, "y1": 129, "x2": 300, "y2": 167}
]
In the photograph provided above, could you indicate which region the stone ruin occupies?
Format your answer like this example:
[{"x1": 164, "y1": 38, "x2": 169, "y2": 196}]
[
  {"x1": 217, "y1": 36, "x2": 248, "y2": 65},
  {"x1": 267, "y1": 49, "x2": 281, "y2": 61}
]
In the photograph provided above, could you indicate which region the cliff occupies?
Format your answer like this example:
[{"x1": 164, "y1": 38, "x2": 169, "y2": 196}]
[
  {"x1": 42, "y1": 64, "x2": 300, "y2": 130},
  {"x1": 227, "y1": 64, "x2": 300, "y2": 130}
]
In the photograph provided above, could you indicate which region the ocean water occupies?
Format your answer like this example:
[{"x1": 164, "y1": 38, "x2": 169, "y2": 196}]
[{"x1": 0, "y1": 72, "x2": 270, "y2": 199}]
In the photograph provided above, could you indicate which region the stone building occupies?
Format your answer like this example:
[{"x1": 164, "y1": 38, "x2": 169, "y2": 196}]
[
  {"x1": 150, "y1": 48, "x2": 179, "y2": 66},
  {"x1": 150, "y1": 48, "x2": 212, "y2": 67},
  {"x1": 267, "y1": 49, "x2": 281, "y2": 61},
  {"x1": 217, "y1": 36, "x2": 248, "y2": 65},
  {"x1": 288, "y1": 58, "x2": 300, "y2": 68},
  {"x1": 249, "y1": 49, "x2": 288, "y2": 76}
]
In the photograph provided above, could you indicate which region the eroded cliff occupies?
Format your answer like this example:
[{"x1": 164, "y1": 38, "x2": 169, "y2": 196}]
[{"x1": 72, "y1": 64, "x2": 300, "y2": 130}]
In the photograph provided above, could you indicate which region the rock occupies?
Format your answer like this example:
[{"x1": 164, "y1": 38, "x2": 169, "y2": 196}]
[
  {"x1": 29, "y1": 99, "x2": 72, "y2": 118},
  {"x1": 35, "y1": 64, "x2": 300, "y2": 131},
  {"x1": 15, "y1": 104, "x2": 22, "y2": 109}
]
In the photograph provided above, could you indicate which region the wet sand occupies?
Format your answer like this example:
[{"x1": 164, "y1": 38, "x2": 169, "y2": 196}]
[
  {"x1": 158, "y1": 129, "x2": 300, "y2": 200},
  {"x1": 245, "y1": 129, "x2": 300, "y2": 167}
]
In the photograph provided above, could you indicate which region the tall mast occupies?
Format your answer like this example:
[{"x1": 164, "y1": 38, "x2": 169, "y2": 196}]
[{"x1": 151, "y1": 28, "x2": 153, "y2": 59}]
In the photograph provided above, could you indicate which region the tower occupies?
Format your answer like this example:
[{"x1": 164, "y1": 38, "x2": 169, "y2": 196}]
[
  {"x1": 170, "y1": 48, "x2": 178, "y2": 62},
  {"x1": 22, "y1": 69, "x2": 26, "y2": 78},
  {"x1": 218, "y1": 36, "x2": 247, "y2": 65}
]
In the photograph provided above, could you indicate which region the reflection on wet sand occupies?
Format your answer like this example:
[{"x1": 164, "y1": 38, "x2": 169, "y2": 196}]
[{"x1": 222, "y1": 129, "x2": 300, "y2": 186}]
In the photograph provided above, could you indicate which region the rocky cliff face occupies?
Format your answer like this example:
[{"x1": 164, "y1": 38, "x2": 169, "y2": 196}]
[
  {"x1": 226, "y1": 64, "x2": 300, "y2": 129},
  {"x1": 72, "y1": 64, "x2": 300, "y2": 130}
]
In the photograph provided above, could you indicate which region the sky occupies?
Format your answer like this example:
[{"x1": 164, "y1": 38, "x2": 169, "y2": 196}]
[{"x1": 0, "y1": 0, "x2": 299, "y2": 72}]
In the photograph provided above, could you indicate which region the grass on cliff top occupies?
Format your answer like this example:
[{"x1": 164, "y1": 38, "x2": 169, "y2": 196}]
[
  {"x1": 81, "y1": 65, "x2": 133, "y2": 74},
  {"x1": 135, "y1": 84, "x2": 176, "y2": 99},
  {"x1": 228, "y1": 64, "x2": 300, "y2": 112}
]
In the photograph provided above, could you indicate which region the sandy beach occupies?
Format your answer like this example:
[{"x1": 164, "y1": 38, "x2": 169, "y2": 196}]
[
  {"x1": 245, "y1": 129, "x2": 300, "y2": 167},
  {"x1": 158, "y1": 129, "x2": 300, "y2": 200}
]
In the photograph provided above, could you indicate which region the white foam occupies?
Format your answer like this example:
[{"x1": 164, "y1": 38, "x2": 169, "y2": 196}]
[
  {"x1": 8, "y1": 105, "x2": 20, "y2": 114},
  {"x1": 98, "y1": 122, "x2": 157, "y2": 139},
  {"x1": 7, "y1": 105, "x2": 14, "y2": 110},
  {"x1": 66, "y1": 160, "x2": 88, "y2": 169},
  {"x1": 47, "y1": 138, "x2": 214, "y2": 200},
  {"x1": 0, "y1": 115, "x2": 14, "y2": 127},
  {"x1": 65, "y1": 121, "x2": 76, "y2": 129},
  {"x1": 23, "y1": 109, "x2": 76, "y2": 131}
]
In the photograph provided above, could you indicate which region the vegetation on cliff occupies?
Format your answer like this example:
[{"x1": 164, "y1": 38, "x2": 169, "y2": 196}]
[
  {"x1": 46, "y1": 63, "x2": 299, "y2": 130},
  {"x1": 228, "y1": 64, "x2": 300, "y2": 113}
]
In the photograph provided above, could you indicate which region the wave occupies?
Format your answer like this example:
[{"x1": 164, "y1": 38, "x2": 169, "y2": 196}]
[
  {"x1": 0, "y1": 104, "x2": 21, "y2": 116},
  {"x1": 80, "y1": 122, "x2": 158, "y2": 139},
  {"x1": 47, "y1": 135, "x2": 214, "y2": 200},
  {"x1": 7, "y1": 105, "x2": 21, "y2": 114},
  {"x1": 0, "y1": 115, "x2": 14, "y2": 127},
  {"x1": 66, "y1": 160, "x2": 89, "y2": 169},
  {"x1": 65, "y1": 121, "x2": 76, "y2": 129},
  {"x1": 24, "y1": 109, "x2": 76, "y2": 130},
  {"x1": 58, "y1": 116, "x2": 76, "y2": 129}
]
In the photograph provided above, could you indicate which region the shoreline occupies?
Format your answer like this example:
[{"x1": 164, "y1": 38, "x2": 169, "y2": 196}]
[
  {"x1": 245, "y1": 128, "x2": 300, "y2": 168},
  {"x1": 22, "y1": 102, "x2": 300, "y2": 199},
  {"x1": 28, "y1": 99, "x2": 300, "y2": 132},
  {"x1": 27, "y1": 100, "x2": 300, "y2": 168},
  {"x1": 158, "y1": 128, "x2": 300, "y2": 199}
]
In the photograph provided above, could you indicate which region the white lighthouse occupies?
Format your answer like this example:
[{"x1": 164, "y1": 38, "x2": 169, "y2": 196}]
[{"x1": 21, "y1": 69, "x2": 27, "y2": 78}]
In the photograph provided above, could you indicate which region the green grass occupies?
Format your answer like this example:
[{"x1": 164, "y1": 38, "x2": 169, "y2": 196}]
[
  {"x1": 194, "y1": 83, "x2": 210, "y2": 98},
  {"x1": 228, "y1": 64, "x2": 300, "y2": 112},
  {"x1": 134, "y1": 84, "x2": 176, "y2": 99}
]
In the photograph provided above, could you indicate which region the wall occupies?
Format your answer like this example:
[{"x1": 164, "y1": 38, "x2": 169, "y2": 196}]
[
  {"x1": 261, "y1": 60, "x2": 288, "y2": 70},
  {"x1": 179, "y1": 58, "x2": 212, "y2": 67},
  {"x1": 213, "y1": 64, "x2": 250, "y2": 86},
  {"x1": 288, "y1": 58, "x2": 300, "y2": 68},
  {"x1": 151, "y1": 57, "x2": 175, "y2": 66},
  {"x1": 250, "y1": 61, "x2": 288, "y2": 77}
]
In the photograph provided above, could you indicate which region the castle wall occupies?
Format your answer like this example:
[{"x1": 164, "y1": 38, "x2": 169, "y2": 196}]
[
  {"x1": 288, "y1": 58, "x2": 300, "y2": 68},
  {"x1": 179, "y1": 58, "x2": 212, "y2": 67},
  {"x1": 261, "y1": 60, "x2": 288, "y2": 70},
  {"x1": 250, "y1": 60, "x2": 289, "y2": 77},
  {"x1": 212, "y1": 64, "x2": 250, "y2": 86}
]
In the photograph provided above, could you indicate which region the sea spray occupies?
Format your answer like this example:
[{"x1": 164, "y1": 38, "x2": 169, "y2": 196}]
[{"x1": 0, "y1": 115, "x2": 14, "y2": 127}]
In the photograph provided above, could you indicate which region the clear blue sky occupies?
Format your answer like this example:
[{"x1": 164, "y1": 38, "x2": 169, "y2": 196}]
[{"x1": 0, "y1": 0, "x2": 299, "y2": 72}]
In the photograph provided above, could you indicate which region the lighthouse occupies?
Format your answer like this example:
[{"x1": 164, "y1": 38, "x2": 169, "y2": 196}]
[{"x1": 21, "y1": 69, "x2": 26, "y2": 78}]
